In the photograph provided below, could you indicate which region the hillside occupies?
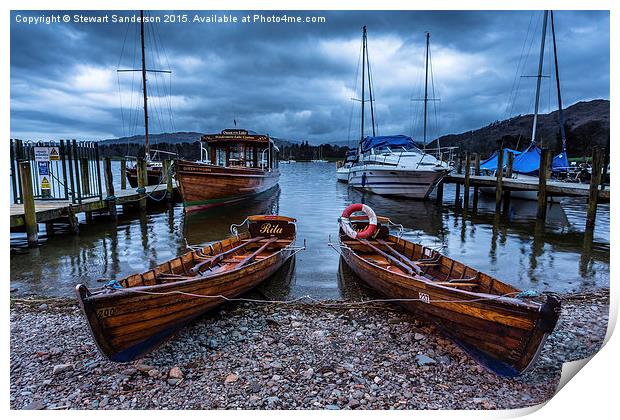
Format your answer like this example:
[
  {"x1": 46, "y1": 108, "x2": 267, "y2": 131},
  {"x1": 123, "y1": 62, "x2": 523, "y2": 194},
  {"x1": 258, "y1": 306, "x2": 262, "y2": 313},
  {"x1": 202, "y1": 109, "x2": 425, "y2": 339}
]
[{"x1": 428, "y1": 99, "x2": 609, "y2": 157}]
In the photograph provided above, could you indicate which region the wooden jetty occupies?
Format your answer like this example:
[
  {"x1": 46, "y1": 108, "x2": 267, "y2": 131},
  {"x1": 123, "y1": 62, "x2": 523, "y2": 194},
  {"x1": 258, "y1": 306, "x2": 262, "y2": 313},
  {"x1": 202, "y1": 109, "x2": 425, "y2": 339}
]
[
  {"x1": 438, "y1": 146, "x2": 610, "y2": 229},
  {"x1": 11, "y1": 155, "x2": 177, "y2": 248}
]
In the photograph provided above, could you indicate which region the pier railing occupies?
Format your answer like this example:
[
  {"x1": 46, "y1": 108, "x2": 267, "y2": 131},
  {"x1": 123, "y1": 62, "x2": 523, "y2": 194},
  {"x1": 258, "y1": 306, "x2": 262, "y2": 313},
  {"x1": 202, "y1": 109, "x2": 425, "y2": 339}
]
[{"x1": 11, "y1": 139, "x2": 103, "y2": 205}]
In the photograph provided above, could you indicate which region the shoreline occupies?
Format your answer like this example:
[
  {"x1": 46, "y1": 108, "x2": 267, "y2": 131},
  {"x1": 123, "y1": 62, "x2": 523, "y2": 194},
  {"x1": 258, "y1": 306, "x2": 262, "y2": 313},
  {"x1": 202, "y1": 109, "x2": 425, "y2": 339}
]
[{"x1": 10, "y1": 289, "x2": 609, "y2": 410}]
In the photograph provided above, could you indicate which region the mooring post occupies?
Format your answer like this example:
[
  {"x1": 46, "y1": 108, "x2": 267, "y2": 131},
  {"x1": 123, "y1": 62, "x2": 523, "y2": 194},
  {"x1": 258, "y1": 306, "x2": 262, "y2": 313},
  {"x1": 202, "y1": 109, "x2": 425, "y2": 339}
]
[
  {"x1": 495, "y1": 148, "x2": 504, "y2": 212},
  {"x1": 137, "y1": 157, "x2": 147, "y2": 211},
  {"x1": 79, "y1": 157, "x2": 92, "y2": 223},
  {"x1": 472, "y1": 153, "x2": 480, "y2": 213},
  {"x1": 586, "y1": 147, "x2": 603, "y2": 230},
  {"x1": 435, "y1": 180, "x2": 444, "y2": 205},
  {"x1": 120, "y1": 159, "x2": 127, "y2": 190},
  {"x1": 18, "y1": 161, "x2": 38, "y2": 247},
  {"x1": 455, "y1": 154, "x2": 462, "y2": 210},
  {"x1": 503, "y1": 151, "x2": 514, "y2": 214},
  {"x1": 536, "y1": 148, "x2": 550, "y2": 220},
  {"x1": 163, "y1": 159, "x2": 174, "y2": 201},
  {"x1": 104, "y1": 157, "x2": 117, "y2": 220},
  {"x1": 463, "y1": 152, "x2": 471, "y2": 212},
  {"x1": 67, "y1": 204, "x2": 79, "y2": 234}
]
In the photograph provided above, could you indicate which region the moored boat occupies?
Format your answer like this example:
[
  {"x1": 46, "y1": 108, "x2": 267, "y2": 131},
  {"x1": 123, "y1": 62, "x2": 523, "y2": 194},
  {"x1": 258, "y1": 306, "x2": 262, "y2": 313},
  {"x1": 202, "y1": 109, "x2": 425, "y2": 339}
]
[
  {"x1": 334, "y1": 204, "x2": 561, "y2": 377},
  {"x1": 76, "y1": 215, "x2": 301, "y2": 362},
  {"x1": 176, "y1": 129, "x2": 280, "y2": 212}
]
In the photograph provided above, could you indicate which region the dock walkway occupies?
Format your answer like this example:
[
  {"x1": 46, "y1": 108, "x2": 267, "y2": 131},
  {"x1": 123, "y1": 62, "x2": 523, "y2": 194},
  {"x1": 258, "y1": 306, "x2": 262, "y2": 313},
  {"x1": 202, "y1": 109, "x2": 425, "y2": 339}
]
[
  {"x1": 10, "y1": 182, "x2": 178, "y2": 229},
  {"x1": 445, "y1": 174, "x2": 610, "y2": 201}
]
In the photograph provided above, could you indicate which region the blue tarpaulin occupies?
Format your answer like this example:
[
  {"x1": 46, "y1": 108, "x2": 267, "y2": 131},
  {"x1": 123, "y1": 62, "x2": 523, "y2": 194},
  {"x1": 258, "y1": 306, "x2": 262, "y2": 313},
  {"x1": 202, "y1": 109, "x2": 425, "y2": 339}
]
[
  {"x1": 361, "y1": 135, "x2": 416, "y2": 153},
  {"x1": 511, "y1": 145, "x2": 570, "y2": 175},
  {"x1": 479, "y1": 148, "x2": 522, "y2": 171},
  {"x1": 552, "y1": 151, "x2": 569, "y2": 171}
]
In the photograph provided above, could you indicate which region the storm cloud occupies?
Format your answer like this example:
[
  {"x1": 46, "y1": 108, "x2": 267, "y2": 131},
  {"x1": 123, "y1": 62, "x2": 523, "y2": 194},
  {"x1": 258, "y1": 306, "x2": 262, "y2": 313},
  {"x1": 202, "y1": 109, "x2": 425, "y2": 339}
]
[{"x1": 10, "y1": 10, "x2": 610, "y2": 144}]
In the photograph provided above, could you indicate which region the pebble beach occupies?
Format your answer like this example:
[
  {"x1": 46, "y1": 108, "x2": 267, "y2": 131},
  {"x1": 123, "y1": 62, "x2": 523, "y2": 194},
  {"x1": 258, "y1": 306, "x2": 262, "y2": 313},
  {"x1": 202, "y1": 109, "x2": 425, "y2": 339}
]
[{"x1": 10, "y1": 289, "x2": 609, "y2": 410}]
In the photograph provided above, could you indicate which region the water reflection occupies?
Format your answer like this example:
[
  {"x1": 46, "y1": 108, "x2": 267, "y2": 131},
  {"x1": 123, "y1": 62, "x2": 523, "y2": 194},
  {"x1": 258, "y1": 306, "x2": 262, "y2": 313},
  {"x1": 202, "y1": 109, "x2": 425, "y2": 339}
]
[{"x1": 10, "y1": 163, "x2": 609, "y2": 296}]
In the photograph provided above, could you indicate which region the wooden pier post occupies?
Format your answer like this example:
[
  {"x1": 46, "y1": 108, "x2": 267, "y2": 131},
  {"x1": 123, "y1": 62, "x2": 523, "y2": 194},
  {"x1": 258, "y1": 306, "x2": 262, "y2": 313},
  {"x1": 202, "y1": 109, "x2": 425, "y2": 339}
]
[
  {"x1": 455, "y1": 155, "x2": 462, "y2": 210},
  {"x1": 18, "y1": 161, "x2": 38, "y2": 247},
  {"x1": 503, "y1": 151, "x2": 514, "y2": 214},
  {"x1": 163, "y1": 159, "x2": 174, "y2": 201},
  {"x1": 137, "y1": 157, "x2": 147, "y2": 211},
  {"x1": 586, "y1": 147, "x2": 603, "y2": 230},
  {"x1": 80, "y1": 157, "x2": 92, "y2": 223},
  {"x1": 495, "y1": 148, "x2": 504, "y2": 212},
  {"x1": 435, "y1": 180, "x2": 444, "y2": 205},
  {"x1": 472, "y1": 153, "x2": 480, "y2": 213},
  {"x1": 536, "y1": 149, "x2": 551, "y2": 220},
  {"x1": 120, "y1": 159, "x2": 127, "y2": 190},
  {"x1": 463, "y1": 152, "x2": 471, "y2": 212},
  {"x1": 67, "y1": 204, "x2": 79, "y2": 234},
  {"x1": 104, "y1": 157, "x2": 117, "y2": 220}
]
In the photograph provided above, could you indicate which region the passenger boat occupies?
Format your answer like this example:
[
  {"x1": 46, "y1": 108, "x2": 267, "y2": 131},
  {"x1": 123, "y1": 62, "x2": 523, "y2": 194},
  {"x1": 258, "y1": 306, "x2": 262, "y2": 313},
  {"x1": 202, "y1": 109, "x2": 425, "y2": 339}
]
[
  {"x1": 176, "y1": 129, "x2": 280, "y2": 212},
  {"x1": 76, "y1": 215, "x2": 301, "y2": 362},
  {"x1": 335, "y1": 204, "x2": 561, "y2": 377}
]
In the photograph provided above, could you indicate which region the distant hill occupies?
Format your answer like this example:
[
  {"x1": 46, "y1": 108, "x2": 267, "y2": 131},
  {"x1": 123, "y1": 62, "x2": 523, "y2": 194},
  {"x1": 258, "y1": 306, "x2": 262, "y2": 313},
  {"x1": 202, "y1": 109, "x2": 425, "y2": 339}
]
[{"x1": 428, "y1": 99, "x2": 609, "y2": 158}]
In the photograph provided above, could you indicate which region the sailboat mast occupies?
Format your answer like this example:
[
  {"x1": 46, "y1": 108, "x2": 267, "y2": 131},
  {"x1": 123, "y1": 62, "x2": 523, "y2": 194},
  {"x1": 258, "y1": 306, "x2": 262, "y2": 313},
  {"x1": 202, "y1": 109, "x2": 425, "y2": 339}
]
[
  {"x1": 366, "y1": 40, "x2": 376, "y2": 136},
  {"x1": 140, "y1": 10, "x2": 150, "y2": 159},
  {"x1": 423, "y1": 32, "x2": 430, "y2": 148},
  {"x1": 550, "y1": 10, "x2": 567, "y2": 151},
  {"x1": 530, "y1": 10, "x2": 548, "y2": 146},
  {"x1": 360, "y1": 26, "x2": 367, "y2": 145}
]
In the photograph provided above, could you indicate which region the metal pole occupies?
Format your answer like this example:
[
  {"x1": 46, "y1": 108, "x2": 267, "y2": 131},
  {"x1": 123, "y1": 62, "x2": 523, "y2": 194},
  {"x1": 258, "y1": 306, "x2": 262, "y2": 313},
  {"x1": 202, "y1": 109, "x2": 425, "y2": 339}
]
[
  {"x1": 423, "y1": 32, "x2": 430, "y2": 148},
  {"x1": 530, "y1": 10, "x2": 549, "y2": 145},
  {"x1": 140, "y1": 10, "x2": 150, "y2": 159}
]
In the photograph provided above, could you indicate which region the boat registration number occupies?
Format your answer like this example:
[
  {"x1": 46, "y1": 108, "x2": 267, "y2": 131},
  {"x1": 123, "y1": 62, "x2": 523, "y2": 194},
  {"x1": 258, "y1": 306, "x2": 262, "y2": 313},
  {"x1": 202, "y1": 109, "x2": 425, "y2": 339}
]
[
  {"x1": 96, "y1": 307, "x2": 116, "y2": 319},
  {"x1": 418, "y1": 292, "x2": 431, "y2": 304}
]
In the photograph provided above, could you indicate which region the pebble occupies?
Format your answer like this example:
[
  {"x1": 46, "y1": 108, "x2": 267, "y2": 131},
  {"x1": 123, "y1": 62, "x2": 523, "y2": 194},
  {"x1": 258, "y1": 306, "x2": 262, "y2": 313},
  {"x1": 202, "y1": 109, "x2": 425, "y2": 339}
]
[
  {"x1": 52, "y1": 364, "x2": 73, "y2": 375},
  {"x1": 224, "y1": 373, "x2": 239, "y2": 384},
  {"x1": 9, "y1": 290, "x2": 610, "y2": 409},
  {"x1": 415, "y1": 354, "x2": 436, "y2": 366}
]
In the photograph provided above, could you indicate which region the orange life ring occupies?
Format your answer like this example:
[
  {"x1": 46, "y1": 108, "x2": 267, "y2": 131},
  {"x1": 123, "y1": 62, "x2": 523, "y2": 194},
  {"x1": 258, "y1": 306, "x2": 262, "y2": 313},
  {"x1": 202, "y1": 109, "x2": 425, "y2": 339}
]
[{"x1": 340, "y1": 203, "x2": 378, "y2": 239}]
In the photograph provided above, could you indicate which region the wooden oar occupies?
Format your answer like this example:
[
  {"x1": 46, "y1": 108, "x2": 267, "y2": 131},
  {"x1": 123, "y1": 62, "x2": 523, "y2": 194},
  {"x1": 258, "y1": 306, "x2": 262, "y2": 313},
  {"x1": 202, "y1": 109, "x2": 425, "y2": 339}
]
[
  {"x1": 376, "y1": 239, "x2": 423, "y2": 275},
  {"x1": 191, "y1": 236, "x2": 264, "y2": 274},
  {"x1": 357, "y1": 239, "x2": 415, "y2": 276},
  {"x1": 235, "y1": 237, "x2": 279, "y2": 269}
]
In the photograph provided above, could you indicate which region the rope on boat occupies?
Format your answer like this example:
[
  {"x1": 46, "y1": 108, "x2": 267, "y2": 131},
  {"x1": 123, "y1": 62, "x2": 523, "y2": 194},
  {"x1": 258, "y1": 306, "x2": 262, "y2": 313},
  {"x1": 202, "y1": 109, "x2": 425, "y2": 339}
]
[{"x1": 106, "y1": 288, "x2": 526, "y2": 306}]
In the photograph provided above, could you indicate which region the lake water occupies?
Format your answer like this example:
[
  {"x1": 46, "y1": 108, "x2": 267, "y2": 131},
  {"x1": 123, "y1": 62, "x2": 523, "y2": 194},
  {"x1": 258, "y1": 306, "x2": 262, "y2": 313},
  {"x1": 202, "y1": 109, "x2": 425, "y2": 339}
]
[{"x1": 10, "y1": 162, "x2": 610, "y2": 298}]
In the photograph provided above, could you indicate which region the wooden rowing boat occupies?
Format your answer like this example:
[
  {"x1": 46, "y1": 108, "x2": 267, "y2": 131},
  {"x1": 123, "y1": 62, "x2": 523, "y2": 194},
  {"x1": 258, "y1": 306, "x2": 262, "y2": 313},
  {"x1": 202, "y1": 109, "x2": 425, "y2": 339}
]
[
  {"x1": 337, "y1": 214, "x2": 561, "y2": 377},
  {"x1": 76, "y1": 215, "x2": 299, "y2": 362}
]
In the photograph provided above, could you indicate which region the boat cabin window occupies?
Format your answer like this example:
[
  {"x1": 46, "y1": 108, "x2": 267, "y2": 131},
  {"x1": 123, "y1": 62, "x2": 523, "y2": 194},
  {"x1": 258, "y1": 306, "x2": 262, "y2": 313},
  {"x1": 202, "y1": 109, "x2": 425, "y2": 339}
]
[{"x1": 201, "y1": 129, "x2": 278, "y2": 170}]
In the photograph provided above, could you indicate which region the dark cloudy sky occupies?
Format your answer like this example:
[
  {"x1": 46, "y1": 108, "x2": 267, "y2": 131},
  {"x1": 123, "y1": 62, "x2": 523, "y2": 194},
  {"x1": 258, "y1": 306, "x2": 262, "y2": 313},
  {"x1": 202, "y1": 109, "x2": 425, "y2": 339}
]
[{"x1": 10, "y1": 10, "x2": 609, "y2": 144}]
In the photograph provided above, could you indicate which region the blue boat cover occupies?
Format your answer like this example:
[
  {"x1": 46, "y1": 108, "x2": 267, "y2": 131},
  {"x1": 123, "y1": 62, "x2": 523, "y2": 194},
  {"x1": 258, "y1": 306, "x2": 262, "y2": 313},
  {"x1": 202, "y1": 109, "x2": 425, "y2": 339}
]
[
  {"x1": 482, "y1": 144, "x2": 569, "y2": 174},
  {"x1": 479, "y1": 148, "x2": 522, "y2": 170},
  {"x1": 551, "y1": 150, "x2": 569, "y2": 171},
  {"x1": 361, "y1": 135, "x2": 416, "y2": 153}
]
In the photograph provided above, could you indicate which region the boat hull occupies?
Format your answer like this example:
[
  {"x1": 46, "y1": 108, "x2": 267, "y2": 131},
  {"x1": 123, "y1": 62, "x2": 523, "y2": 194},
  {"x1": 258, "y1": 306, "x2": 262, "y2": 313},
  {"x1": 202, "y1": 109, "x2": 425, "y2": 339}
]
[
  {"x1": 126, "y1": 166, "x2": 163, "y2": 188},
  {"x1": 336, "y1": 167, "x2": 350, "y2": 182},
  {"x1": 339, "y1": 234, "x2": 560, "y2": 376},
  {"x1": 176, "y1": 160, "x2": 280, "y2": 212},
  {"x1": 348, "y1": 166, "x2": 447, "y2": 199}
]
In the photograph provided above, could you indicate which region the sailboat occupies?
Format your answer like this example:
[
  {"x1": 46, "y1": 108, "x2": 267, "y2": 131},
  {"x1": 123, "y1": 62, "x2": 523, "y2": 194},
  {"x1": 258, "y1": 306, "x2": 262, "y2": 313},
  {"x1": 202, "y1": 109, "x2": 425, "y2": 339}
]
[
  {"x1": 481, "y1": 10, "x2": 568, "y2": 201},
  {"x1": 312, "y1": 146, "x2": 328, "y2": 163},
  {"x1": 347, "y1": 28, "x2": 452, "y2": 199},
  {"x1": 119, "y1": 11, "x2": 175, "y2": 188}
]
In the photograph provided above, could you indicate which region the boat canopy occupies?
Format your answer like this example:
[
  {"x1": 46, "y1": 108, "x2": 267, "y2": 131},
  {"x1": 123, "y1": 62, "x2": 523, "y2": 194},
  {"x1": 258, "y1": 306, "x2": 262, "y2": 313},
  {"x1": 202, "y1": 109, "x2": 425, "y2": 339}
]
[
  {"x1": 479, "y1": 148, "x2": 522, "y2": 171},
  {"x1": 511, "y1": 145, "x2": 569, "y2": 175},
  {"x1": 202, "y1": 129, "x2": 270, "y2": 145},
  {"x1": 361, "y1": 135, "x2": 417, "y2": 153}
]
